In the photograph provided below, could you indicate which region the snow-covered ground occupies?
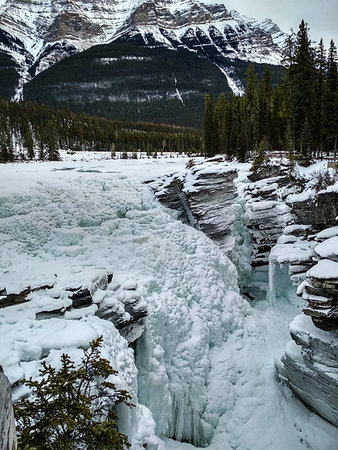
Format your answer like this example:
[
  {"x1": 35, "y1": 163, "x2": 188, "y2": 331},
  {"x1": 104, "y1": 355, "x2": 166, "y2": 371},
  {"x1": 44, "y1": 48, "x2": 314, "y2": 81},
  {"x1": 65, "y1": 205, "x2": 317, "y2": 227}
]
[{"x1": 0, "y1": 157, "x2": 336, "y2": 449}]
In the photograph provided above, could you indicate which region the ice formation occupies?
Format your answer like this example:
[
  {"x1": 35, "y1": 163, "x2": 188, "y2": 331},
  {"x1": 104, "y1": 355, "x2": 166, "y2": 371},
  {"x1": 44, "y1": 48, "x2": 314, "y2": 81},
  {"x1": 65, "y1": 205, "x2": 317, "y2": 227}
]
[{"x1": 0, "y1": 156, "x2": 337, "y2": 449}]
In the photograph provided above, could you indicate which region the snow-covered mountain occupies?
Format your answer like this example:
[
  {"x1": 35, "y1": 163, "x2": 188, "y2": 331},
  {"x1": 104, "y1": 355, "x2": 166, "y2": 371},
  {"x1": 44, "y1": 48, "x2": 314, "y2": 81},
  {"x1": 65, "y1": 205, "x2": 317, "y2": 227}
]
[{"x1": 0, "y1": 0, "x2": 286, "y2": 102}]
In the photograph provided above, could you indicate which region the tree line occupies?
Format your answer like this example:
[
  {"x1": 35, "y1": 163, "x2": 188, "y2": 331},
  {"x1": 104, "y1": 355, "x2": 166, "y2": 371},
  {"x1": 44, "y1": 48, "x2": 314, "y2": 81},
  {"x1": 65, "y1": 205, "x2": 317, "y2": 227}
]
[
  {"x1": 0, "y1": 99, "x2": 203, "y2": 162},
  {"x1": 204, "y1": 20, "x2": 338, "y2": 164}
]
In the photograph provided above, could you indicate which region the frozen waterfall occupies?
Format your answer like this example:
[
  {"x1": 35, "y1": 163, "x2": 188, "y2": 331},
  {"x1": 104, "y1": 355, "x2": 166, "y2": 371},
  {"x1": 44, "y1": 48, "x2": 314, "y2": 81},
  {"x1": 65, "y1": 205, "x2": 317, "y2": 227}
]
[{"x1": 0, "y1": 157, "x2": 336, "y2": 450}]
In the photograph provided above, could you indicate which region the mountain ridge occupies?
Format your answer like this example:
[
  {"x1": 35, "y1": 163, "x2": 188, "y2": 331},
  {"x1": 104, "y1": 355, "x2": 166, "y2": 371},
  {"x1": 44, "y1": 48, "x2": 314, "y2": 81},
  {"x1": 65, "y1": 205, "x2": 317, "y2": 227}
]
[
  {"x1": 0, "y1": 1, "x2": 286, "y2": 126},
  {"x1": 0, "y1": 0, "x2": 286, "y2": 98}
]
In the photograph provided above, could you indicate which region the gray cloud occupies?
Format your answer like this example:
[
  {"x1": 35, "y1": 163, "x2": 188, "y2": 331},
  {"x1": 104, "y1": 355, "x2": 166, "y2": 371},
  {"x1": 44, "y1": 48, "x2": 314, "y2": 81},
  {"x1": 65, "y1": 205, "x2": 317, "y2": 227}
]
[{"x1": 207, "y1": 0, "x2": 338, "y2": 46}]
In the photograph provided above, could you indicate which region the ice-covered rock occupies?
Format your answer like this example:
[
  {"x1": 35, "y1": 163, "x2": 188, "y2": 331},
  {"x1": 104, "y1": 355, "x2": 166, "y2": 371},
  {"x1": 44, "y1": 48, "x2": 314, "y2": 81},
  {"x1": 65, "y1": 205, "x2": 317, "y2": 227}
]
[
  {"x1": 268, "y1": 224, "x2": 317, "y2": 304},
  {"x1": 0, "y1": 277, "x2": 148, "y2": 343},
  {"x1": 243, "y1": 173, "x2": 294, "y2": 298},
  {"x1": 303, "y1": 259, "x2": 338, "y2": 331},
  {"x1": 0, "y1": 367, "x2": 17, "y2": 450},
  {"x1": 96, "y1": 281, "x2": 148, "y2": 343}
]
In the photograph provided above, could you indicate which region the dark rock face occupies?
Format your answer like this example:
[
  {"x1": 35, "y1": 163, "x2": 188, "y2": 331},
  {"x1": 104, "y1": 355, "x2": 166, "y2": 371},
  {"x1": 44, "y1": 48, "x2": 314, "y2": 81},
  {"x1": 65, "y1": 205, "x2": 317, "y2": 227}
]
[
  {"x1": 69, "y1": 288, "x2": 93, "y2": 309},
  {"x1": 151, "y1": 159, "x2": 238, "y2": 254},
  {"x1": 288, "y1": 191, "x2": 338, "y2": 230},
  {"x1": 0, "y1": 367, "x2": 17, "y2": 450},
  {"x1": 247, "y1": 163, "x2": 289, "y2": 182}
]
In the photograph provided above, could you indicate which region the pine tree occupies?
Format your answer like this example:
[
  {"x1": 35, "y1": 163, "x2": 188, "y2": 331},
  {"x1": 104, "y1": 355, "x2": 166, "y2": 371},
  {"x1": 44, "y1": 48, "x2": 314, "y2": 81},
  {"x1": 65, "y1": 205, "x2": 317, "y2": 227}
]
[{"x1": 15, "y1": 337, "x2": 132, "y2": 449}]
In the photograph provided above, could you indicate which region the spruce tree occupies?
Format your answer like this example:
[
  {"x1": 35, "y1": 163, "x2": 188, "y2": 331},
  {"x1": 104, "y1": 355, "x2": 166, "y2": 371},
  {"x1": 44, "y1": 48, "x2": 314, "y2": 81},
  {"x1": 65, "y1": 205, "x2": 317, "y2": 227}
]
[
  {"x1": 204, "y1": 93, "x2": 217, "y2": 157},
  {"x1": 214, "y1": 92, "x2": 228, "y2": 156},
  {"x1": 313, "y1": 39, "x2": 327, "y2": 155},
  {"x1": 244, "y1": 63, "x2": 259, "y2": 155},
  {"x1": 15, "y1": 337, "x2": 132, "y2": 449},
  {"x1": 258, "y1": 65, "x2": 273, "y2": 143},
  {"x1": 291, "y1": 20, "x2": 315, "y2": 156},
  {"x1": 325, "y1": 40, "x2": 338, "y2": 152}
]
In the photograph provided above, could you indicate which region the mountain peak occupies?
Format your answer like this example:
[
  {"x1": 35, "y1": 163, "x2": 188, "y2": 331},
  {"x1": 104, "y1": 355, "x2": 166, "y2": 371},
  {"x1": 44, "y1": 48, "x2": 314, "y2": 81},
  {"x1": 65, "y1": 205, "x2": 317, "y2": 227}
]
[{"x1": 0, "y1": 0, "x2": 286, "y2": 101}]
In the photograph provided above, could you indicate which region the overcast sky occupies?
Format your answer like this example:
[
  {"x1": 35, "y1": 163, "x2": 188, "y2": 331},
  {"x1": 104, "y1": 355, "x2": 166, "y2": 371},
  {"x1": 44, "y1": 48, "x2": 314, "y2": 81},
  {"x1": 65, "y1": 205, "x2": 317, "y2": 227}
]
[{"x1": 220, "y1": 0, "x2": 338, "y2": 47}]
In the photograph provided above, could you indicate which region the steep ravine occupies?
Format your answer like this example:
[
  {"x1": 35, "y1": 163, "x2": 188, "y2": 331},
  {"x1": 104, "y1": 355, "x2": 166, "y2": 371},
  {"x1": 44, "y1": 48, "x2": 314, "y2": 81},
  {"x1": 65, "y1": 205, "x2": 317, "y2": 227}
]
[
  {"x1": 0, "y1": 158, "x2": 337, "y2": 450},
  {"x1": 151, "y1": 157, "x2": 338, "y2": 437}
]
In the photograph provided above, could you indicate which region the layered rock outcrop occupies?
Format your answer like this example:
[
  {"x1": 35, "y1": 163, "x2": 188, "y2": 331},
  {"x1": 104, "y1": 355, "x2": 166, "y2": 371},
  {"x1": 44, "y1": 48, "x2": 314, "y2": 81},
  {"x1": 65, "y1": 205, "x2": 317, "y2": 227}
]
[
  {"x1": 150, "y1": 158, "x2": 238, "y2": 254},
  {"x1": 287, "y1": 189, "x2": 338, "y2": 230},
  {"x1": 239, "y1": 164, "x2": 294, "y2": 298},
  {"x1": 280, "y1": 315, "x2": 338, "y2": 427},
  {"x1": 0, "y1": 367, "x2": 17, "y2": 450},
  {"x1": 245, "y1": 174, "x2": 293, "y2": 268},
  {"x1": 0, "y1": 274, "x2": 148, "y2": 344},
  {"x1": 278, "y1": 225, "x2": 338, "y2": 427}
]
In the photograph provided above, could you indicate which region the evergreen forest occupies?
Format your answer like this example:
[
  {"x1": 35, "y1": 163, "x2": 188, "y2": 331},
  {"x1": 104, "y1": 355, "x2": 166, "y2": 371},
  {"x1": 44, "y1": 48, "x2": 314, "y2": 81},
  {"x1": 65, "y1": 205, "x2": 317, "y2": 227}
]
[
  {"x1": 0, "y1": 20, "x2": 337, "y2": 165},
  {"x1": 204, "y1": 21, "x2": 338, "y2": 164},
  {"x1": 0, "y1": 99, "x2": 203, "y2": 162}
]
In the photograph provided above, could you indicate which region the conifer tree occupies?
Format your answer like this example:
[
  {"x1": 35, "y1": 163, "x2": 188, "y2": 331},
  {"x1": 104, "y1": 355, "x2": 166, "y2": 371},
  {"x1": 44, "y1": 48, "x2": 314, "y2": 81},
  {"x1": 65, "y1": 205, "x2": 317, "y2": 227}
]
[
  {"x1": 204, "y1": 93, "x2": 217, "y2": 156},
  {"x1": 313, "y1": 39, "x2": 327, "y2": 155},
  {"x1": 291, "y1": 20, "x2": 315, "y2": 156},
  {"x1": 251, "y1": 136, "x2": 268, "y2": 171},
  {"x1": 258, "y1": 65, "x2": 273, "y2": 143},
  {"x1": 214, "y1": 92, "x2": 228, "y2": 155},
  {"x1": 244, "y1": 63, "x2": 259, "y2": 155},
  {"x1": 15, "y1": 337, "x2": 132, "y2": 449},
  {"x1": 325, "y1": 40, "x2": 338, "y2": 152},
  {"x1": 21, "y1": 119, "x2": 35, "y2": 159}
]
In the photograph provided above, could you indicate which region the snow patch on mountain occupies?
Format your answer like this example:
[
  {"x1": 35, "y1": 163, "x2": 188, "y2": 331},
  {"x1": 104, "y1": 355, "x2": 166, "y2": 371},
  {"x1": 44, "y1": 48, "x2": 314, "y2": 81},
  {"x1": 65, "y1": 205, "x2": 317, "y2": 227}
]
[{"x1": 0, "y1": 0, "x2": 286, "y2": 98}]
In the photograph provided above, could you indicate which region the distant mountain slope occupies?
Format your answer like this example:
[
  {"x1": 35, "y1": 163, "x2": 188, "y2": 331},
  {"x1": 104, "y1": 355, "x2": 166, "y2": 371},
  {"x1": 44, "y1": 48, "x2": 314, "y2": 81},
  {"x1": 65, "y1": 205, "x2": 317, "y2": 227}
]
[
  {"x1": 23, "y1": 36, "x2": 282, "y2": 126},
  {"x1": 0, "y1": 1, "x2": 285, "y2": 124}
]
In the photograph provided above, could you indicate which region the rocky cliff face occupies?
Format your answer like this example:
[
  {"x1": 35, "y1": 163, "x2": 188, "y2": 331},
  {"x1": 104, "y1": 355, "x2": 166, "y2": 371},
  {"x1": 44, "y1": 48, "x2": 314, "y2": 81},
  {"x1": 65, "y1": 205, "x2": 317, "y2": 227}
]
[
  {"x1": 287, "y1": 187, "x2": 338, "y2": 230},
  {"x1": 278, "y1": 239, "x2": 338, "y2": 427},
  {"x1": 150, "y1": 157, "x2": 238, "y2": 254},
  {"x1": 0, "y1": 368, "x2": 17, "y2": 450},
  {"x1": 263, "y1": 177, "x2": 338, "y2": 427}
]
